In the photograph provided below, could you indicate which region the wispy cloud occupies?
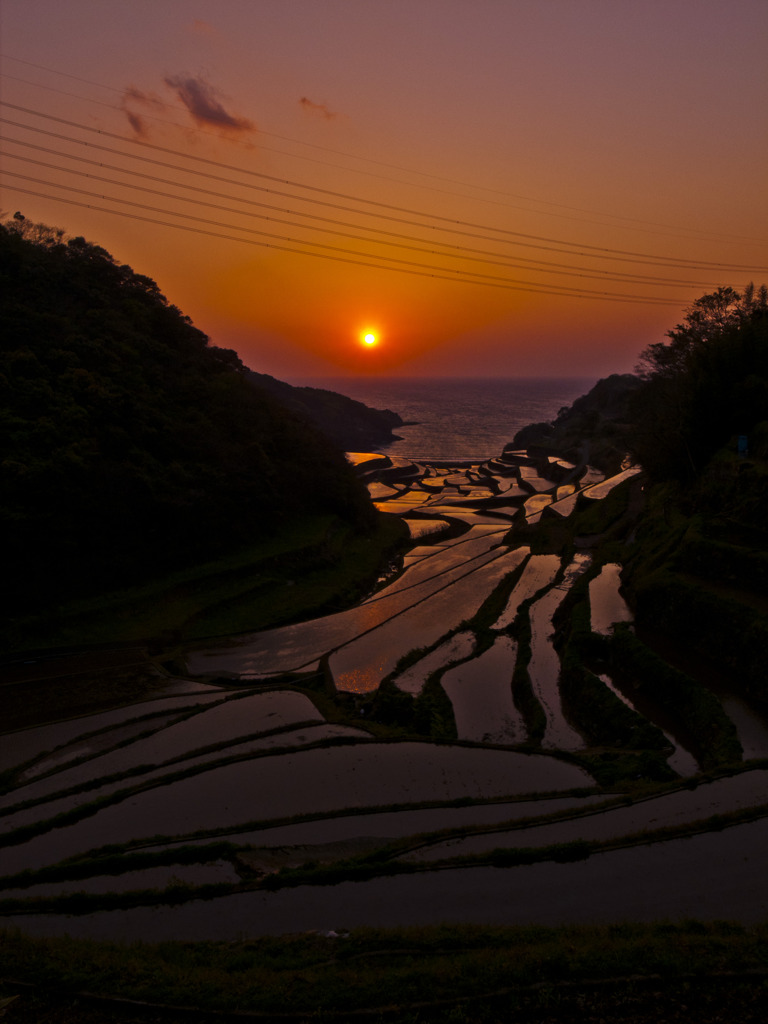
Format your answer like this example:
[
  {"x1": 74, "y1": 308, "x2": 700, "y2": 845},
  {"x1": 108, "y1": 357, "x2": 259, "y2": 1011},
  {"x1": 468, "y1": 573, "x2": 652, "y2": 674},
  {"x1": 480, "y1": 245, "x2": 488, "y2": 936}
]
[
  {"x1": 120, "y1": 86, "x2": 167, "y2": 137},
  {"x1": 164, "y1": 74, "x2": 256, "y2": 135},
  {"x1": 299, "y1": 96, "x2": 337, "y2": 121}
]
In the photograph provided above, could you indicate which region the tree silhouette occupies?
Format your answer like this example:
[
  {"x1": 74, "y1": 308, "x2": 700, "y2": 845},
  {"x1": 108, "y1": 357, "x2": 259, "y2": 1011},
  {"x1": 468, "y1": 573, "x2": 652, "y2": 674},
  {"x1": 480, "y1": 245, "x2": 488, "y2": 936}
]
[{"x1": 630, "y1": 285, "x2": 768, "y2": 479}]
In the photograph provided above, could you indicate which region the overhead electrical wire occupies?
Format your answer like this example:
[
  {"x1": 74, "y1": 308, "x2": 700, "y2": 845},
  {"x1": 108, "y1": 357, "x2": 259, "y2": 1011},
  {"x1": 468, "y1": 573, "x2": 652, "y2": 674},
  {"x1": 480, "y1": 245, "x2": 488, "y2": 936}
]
[
  {"x1": 3, "y1": 55, "x2": 761, "y2": 247},
  {"x1": 1, "y1": 138, "x2": 727, "y2": 290},
  {"x1": 1, "y1": 102, "x2": 765, "y2": 306},
  {"x1": 6, "y1": 170, "x2": 687, "y2": 304},
  {"x1": 2, "y1": 101, "x2": 764, "y2": 277},
  {"x1": 10, "y1": 184, "x2": 692, "y2": 305},
  {"x1": 4, "y1": 114, "x2": 734, "y2": 277}
]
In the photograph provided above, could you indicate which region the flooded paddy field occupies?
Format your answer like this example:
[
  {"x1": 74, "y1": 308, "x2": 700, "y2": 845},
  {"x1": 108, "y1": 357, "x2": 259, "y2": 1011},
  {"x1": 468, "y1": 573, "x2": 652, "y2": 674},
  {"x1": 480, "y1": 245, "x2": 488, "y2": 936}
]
[
  {"x1": 0, "y1": 722, "x2": 375, "y2": 836},
  {"x1": 493, "y1": 553, "x2": 561, "y2": 628},
  {"x1": 4, "y1": 445, "x2": 768, "y2": 940},
  {"x1": 527, "y1": 554, "x2": 592, "y2": 751},
  {"x1": 589, "y1": 562, "x2": 633, "y2": 635},
  {"x1": 440, "y1": 636, "x2": 525, "y2": 743},
  {"x1": 0, "y1": 743, "x2": 592, "y2": 876},
  {"x1": 402, "y1": 768, "x2": 768, "y2": 862},
  {"x1": 7, "y1": 817, "x2": 768, "y2": 940},
  {"x1": 394, "y1": 631, "x2": 476, "y2": 695},
  {"x1": 0, "y1": 692, "x2": 228, "y2": 775},
  {"x1": 177, "y1": 794, "x2": 607, "y2": 850},
  {"x1": 328, "y1": 546, "x2": 528, "y2": 691}
]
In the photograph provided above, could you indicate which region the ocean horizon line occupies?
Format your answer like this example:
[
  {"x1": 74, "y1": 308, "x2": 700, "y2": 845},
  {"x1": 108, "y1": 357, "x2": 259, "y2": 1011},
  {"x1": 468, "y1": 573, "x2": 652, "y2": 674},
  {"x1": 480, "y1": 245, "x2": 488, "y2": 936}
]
[
  {"x1": 289, "y1": 373, "x2": 598, "y2": 385},
  {"x1": 288, "y1": 376, "x2": 595, "y2": 461}
]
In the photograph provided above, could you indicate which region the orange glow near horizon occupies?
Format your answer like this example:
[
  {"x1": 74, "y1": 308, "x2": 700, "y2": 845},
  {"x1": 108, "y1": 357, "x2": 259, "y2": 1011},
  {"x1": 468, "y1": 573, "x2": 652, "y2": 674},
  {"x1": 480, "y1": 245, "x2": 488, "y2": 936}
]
[{"x1": 1, "y1": 3, "x2": 765, "y2": 381}]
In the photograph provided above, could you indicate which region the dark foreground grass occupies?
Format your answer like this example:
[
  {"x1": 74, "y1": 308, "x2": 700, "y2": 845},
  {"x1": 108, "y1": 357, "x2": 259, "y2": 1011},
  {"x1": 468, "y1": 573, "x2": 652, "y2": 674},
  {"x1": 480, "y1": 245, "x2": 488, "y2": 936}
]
[{"x1": 2, "y1": 921, "x2": 767, "y2": 1020}]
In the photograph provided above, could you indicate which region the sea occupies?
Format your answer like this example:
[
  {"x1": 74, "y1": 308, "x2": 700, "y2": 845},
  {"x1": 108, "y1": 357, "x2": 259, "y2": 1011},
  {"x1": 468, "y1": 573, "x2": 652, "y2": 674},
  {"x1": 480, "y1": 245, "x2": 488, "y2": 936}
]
[{"x1": 296, "y1": 377, "x2": 595, "y2": 462}]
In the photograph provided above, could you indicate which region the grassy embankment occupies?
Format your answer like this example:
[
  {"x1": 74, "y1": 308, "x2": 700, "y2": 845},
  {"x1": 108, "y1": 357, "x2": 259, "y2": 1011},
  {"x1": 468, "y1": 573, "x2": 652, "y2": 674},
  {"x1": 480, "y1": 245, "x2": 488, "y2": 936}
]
[
  {"x1": 2, "y1": 920, "x2": 768, "y2": 1021},
  {"x1": 1, "y1": 511, "x2": 407, "y2": 732},
  {"x1": 8, "y1": 513, "x2": 406, "y2": 654},
  {"x1": 622, "y1": 454, "x2": 768, "y2": 709}
]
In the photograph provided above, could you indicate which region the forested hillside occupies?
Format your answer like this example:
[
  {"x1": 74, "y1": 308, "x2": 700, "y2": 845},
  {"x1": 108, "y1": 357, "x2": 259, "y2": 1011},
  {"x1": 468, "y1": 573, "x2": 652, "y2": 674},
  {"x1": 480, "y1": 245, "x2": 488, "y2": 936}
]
[
  {"x1": 630, "y1": 284, "x2": 768, "y2": 479},
  {"x1": 0, "y1": 218, "x2": 377, "y2": 614},
  {"x1": 621, "y1": 286, "x2": 768, "y2": 702}
]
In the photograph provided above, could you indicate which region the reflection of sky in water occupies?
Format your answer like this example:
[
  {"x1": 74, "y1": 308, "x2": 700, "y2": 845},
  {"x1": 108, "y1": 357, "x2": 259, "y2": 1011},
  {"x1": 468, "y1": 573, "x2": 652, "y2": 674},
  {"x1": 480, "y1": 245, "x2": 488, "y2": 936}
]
[
  {"x1": 589, "y1": 563, "x2": 633, "y2": 635},
  {"x1": 494, "y1": 478, "x2": 528, "y2": 497},
  {"x1": 548, "y1": 491, "x2": 580, "y2": 518},
  {"x1": 524, "y1": 493, "x2": 553, "y2": 517},
  {"x1": 362, "y1": 528, "x2": 507, "y2": 603},
  {"x1": 519, "y1": 466, "x2": 553, "y2": 492},
  {"x1": 527, "y1": 554, "x2": 591, "y2": 751},
  {"x1": 0, "y1": 744, "x2": 593, "y2": 876},
  {"x1": 441, "y1": 636, "x2": 525, "y2": 743},
  {"x1": 188, "y1": 526, "x2": 509, "y2": 678},
  {"x1": 582, "y1": 466, "x2": 640, "y2": 500},
  {"x1": 403, "y1": 518, "x2": 450, "y2": 540},
  {"x1": 331, "y1": 548, "x2": 529, "y2": 693},
  {"x1": 407, "y1": 774, "x2": 768, "y2": 865},
  {"x1": 4, "y1": 692, "x2": 324, "y2": 809},
  {"x1": 493, "y1": 554, "x2": 561, "y2": 630},
  {"x1": 395, "y1": 632, "x2": 476, "y2": 695},
  {"x1": 11, "y1": 427, "x2": 768, "y2": 940},
  {"x1": 3, "y1": 723, "x2": 373, "y2": 836},
  {"x1": 19, "y1": 712, "x2": 184, "y2": 781},
  {"x1": 0, "y1": 694, "x2": 225, "y2": 776}
]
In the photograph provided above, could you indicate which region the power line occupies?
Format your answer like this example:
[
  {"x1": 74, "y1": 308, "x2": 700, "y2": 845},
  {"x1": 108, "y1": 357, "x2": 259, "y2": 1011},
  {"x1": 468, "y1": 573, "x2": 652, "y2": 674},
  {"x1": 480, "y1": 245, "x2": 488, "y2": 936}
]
[
  {"x1": 3, "y1": 55, "x2": 761, "y2": 246},
  {"x1": 2, "y1": 138, "x2": 726, "y2": 290},
  {"x1": 5, "y1": 114, "x2": 732, "y2": 275},
  {"x1": 3, "y1": 102, "x2": 764, "y2": 276},
  {"x1": 5, "y1": 178, "x2": 685, "y2": 304}
]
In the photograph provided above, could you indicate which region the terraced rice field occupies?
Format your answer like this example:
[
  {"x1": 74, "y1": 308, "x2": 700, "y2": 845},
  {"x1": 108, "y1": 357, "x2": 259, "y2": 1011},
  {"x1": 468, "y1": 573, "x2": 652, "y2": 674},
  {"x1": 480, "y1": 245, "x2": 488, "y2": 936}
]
[{"x1": 3, "y1": 447, "x2": 768, "y2": 940}]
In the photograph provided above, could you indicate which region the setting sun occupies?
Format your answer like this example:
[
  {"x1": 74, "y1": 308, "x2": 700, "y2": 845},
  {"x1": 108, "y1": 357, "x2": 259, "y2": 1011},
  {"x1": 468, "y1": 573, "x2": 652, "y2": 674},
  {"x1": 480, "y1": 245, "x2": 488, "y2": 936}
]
[{"x1": 363, "y1": 333, "x2": 377, "y2": 346}]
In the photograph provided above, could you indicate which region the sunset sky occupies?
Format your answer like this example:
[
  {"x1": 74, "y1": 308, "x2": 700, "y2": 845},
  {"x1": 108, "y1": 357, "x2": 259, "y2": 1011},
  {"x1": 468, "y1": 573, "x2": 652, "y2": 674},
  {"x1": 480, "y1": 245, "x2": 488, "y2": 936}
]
[{"x1": 1, "y1": 0, "x2": 766, "y2": 381}]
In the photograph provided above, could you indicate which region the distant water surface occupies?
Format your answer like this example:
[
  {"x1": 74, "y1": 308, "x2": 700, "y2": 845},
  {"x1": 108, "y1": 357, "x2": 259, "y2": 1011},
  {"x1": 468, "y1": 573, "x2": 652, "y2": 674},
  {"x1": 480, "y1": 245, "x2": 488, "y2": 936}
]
[{"x1": 297, "y1": 377, "x2": 595, "y2": 461}]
